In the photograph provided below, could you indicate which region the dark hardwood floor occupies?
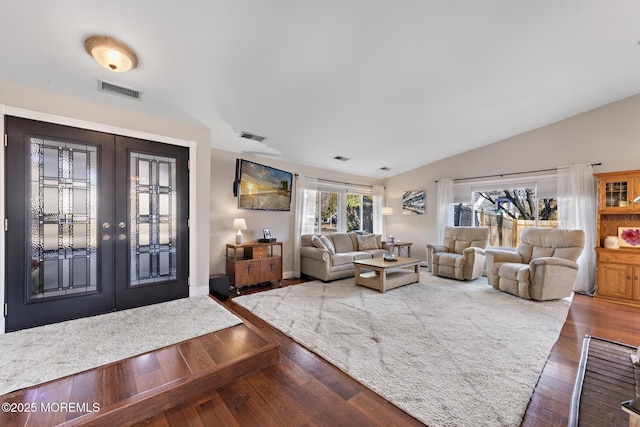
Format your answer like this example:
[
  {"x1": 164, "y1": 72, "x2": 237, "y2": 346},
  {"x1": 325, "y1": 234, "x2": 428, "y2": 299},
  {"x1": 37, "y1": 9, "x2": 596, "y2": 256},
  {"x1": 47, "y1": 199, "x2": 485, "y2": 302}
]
[
  {"x1": 521, "y1": 292, "x2": 640, "y2": 427},
  {"x1": 138, "y1": 279, "x2": 640, "y2": 427},
  {"x1": 3, "y1": 277, "x2": 640, "y2": 426}
]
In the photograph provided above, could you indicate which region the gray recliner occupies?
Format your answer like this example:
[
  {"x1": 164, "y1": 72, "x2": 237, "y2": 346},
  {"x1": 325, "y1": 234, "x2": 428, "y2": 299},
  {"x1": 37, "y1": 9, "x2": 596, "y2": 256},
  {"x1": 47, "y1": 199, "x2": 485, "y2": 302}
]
[
  {"x1": 485, "y1": 228, "x2": 585, "y2": 301},
  {"x1": 427, "y1": 227, "x2": 490, "y2": 280}
]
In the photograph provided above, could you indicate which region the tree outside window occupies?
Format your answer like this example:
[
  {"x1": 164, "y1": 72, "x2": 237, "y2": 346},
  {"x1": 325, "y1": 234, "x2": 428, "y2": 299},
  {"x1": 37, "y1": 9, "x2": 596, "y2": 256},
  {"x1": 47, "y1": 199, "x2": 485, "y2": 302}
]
[
  {"x1": 347, "y1": 194, "x2": 373, "y2": 233},
  {"x1": 453, "y1": 188, "x2": 557, "y2": 247},
  {"x1": 307, "y1": 190, "x2": 375, "y2": 234}
]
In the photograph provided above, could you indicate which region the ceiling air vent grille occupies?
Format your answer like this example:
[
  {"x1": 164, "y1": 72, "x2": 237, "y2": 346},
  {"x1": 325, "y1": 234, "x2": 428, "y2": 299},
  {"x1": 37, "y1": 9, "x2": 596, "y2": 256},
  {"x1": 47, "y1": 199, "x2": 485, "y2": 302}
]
[
  {"x1": 239, "y1": 131, "x2": 266, "y2": 142},
  {"x1": 98, "y1": 80, "x2": 141, "y2": 100}
]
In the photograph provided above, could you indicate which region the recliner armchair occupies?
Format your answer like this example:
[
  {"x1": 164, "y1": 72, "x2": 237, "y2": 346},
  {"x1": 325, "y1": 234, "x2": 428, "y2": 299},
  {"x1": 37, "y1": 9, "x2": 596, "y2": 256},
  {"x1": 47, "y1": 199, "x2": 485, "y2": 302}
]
[
  {"x1": 485, "y1": 228, "x2": 585, "y2": 301},
  {"x1": 427, "y1": 226, "x2": 490, "y2": 280}
]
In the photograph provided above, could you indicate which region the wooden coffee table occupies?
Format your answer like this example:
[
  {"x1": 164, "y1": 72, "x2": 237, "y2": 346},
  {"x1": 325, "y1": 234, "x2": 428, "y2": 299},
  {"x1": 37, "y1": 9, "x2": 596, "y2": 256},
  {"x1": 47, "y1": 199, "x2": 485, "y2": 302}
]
[{"x1": 353, "y1": 256, "x2": 421, "y2": 293}]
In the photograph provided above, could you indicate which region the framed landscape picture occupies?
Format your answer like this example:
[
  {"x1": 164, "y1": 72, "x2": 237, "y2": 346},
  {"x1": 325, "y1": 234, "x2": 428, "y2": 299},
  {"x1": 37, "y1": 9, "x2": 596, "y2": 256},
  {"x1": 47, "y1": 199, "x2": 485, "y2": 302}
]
[
  {"x1": 402, "y1": 190, "x2": 425, "y2": 215},
  {"x1": 235, "y1": 159, "x2": 293, "y2": 211}
]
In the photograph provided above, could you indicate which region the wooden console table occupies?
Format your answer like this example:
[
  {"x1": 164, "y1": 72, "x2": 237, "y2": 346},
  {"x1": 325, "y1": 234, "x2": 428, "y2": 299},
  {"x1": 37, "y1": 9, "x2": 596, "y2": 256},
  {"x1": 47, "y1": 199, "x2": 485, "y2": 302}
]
[{"x1": 226, "y1": 242, "x2": 282, "y2": 293}]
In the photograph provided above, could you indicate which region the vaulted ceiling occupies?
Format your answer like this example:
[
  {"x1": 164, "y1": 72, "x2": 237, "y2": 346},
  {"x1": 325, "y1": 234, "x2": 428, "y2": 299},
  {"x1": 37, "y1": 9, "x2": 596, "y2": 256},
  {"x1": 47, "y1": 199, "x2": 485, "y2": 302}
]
[{"x1": 2, "y1": 1, "x2": 639, "y2": 177}]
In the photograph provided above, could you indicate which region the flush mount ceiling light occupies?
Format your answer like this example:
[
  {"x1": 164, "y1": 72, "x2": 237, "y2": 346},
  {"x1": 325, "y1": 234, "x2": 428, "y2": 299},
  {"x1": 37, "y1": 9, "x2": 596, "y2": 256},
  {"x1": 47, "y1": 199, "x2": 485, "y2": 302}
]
[{"x1": 84, "y1": 35, "x2": 138, "y2": 72}]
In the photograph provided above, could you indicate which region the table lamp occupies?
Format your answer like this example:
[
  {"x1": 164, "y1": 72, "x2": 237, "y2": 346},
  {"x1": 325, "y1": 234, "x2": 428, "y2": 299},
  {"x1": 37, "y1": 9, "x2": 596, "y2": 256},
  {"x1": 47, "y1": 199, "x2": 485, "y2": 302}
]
[{"x1": 233, "y1": 218, "x2": 247, "y2": 244}]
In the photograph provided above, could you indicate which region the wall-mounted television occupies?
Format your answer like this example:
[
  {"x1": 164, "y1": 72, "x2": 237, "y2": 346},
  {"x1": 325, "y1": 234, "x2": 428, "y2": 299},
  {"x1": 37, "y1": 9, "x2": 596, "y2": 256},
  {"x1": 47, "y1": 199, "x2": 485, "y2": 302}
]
[{"x1": 234, "y1": 159, "x2": 293, "y2": 211}]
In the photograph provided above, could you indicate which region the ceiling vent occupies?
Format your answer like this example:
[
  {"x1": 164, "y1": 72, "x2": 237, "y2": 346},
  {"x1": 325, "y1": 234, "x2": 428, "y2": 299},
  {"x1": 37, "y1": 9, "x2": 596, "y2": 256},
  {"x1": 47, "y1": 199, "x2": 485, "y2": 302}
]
[
  {"x1": 333, "y1": 155, "x2": 350, "y2": 161},
  {"x1": 239, "y1": 131, "x2": 266, "y2": 142},
  {"x1": 98, "y1": 80, "x2": 141, "y2": 100}
]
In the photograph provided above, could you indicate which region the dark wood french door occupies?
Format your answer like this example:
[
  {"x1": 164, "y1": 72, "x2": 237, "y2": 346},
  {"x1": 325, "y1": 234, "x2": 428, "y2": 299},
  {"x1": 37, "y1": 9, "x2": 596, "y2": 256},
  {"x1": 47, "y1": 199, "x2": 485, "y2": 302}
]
[{"x1": 4, "y1": 116, "x2": 189, "y2": 332}]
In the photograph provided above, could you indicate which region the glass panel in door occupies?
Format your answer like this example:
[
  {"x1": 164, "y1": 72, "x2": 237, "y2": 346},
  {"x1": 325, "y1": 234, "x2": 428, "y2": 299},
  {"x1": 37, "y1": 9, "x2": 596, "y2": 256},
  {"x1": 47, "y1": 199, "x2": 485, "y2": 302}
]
[
  {"x1": 29, "y1": 138, "x2": 98, "y2": 300},
  {"x1": 129, "y1": 152, "x2": 177, "y2": 285}
]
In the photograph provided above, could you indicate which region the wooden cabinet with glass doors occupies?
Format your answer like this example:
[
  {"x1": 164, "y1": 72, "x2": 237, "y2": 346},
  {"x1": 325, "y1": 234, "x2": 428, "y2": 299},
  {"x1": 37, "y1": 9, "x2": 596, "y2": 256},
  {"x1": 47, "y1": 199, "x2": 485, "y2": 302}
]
[{"x1": 595, "y1": 170, "x2": 640, "y2": 307}]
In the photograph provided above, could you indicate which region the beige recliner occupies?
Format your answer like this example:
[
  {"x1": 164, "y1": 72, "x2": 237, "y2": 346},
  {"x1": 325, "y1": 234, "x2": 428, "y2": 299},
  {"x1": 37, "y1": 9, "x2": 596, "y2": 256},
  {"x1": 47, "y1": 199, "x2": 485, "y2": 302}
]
[
  {"x1": 428, "y1": 227, "x2": 490, "y2": 280},
  {"x1": 485, "y1": 228, "x2": 585, "y2": 301}
]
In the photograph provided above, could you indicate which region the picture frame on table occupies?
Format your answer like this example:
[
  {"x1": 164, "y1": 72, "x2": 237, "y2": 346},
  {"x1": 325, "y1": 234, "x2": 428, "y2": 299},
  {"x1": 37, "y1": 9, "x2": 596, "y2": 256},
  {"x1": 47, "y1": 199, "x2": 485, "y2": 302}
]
[{"x1": 263, "y1": 228, "x2": 272, "y2": 239}]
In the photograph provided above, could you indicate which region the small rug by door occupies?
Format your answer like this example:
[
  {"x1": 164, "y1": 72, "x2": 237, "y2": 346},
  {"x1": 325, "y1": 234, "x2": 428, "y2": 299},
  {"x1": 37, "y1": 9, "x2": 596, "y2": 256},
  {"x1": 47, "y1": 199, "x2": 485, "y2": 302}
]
[
  {"x1": 234, "y1": 273, "x2": 570, "y2": 427},
  {"x1": 0, "y1": 296, "x2": 242, "y2": 395}
]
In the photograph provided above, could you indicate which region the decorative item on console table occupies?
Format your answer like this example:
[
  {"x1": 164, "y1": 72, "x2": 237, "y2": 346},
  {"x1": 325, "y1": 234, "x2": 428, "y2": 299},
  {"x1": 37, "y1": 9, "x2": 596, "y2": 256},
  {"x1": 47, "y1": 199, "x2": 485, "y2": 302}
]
[
  {"x1": 259, "y1": 228, "x2": 276, "y2": 243},
  {"x1": 594, "y1": 169, "x2": 640, "y2": 307},
  {"x1": 226, "y1": 241, "x2": 283, "y2": 294}
]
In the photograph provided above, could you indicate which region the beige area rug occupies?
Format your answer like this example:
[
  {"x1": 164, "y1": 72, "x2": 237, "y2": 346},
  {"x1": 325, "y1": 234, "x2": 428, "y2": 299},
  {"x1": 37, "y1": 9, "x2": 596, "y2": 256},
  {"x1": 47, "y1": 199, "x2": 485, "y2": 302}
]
[
  {"x1": 0, "y1": 296, "x2": 242, "y2": 395},
  {"x1": 234, "y1": 272, "x2": 571, "y2": 427}
]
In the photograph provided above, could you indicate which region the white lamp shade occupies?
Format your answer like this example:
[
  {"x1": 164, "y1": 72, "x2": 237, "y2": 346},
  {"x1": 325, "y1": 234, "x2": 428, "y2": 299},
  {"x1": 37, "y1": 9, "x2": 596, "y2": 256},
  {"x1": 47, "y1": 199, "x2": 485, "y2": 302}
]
[
  {"x1": 382, "y1": 206, "x2": 394, "y2": 216},
  {"x1": 232, "y1": 218, "x2": 247, "y2": 230}
]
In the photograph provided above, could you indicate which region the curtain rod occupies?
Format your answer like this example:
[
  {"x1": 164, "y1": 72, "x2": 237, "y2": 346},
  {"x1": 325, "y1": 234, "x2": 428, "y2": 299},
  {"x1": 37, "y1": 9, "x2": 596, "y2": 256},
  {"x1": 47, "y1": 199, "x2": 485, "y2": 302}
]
[
  {"x1": 319, "y1": 178, "x2": 373, "y2": 189},
  {"x1": 434, "y1": 162, "x2": 602, "y2": 183},
  {"x1": 298, "y1": 174, "x2": 373, "y2": 190}
]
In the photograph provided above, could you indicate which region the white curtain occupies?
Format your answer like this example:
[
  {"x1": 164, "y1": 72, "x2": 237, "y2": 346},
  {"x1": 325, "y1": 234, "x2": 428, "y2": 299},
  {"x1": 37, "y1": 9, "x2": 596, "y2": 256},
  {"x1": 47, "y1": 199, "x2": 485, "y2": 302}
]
[
  {"x1": 373, "y1": 185, "x2": 385, "y2": 235},
  {"x1": 437, "y1": 179, "x2": 454, "y2": 243},
  {"x1": 293, "y1": 174, "x2": 318, "y2": 277},
  {"x1": 557, "y1": 164, "x2": 597, "y2": 294}
]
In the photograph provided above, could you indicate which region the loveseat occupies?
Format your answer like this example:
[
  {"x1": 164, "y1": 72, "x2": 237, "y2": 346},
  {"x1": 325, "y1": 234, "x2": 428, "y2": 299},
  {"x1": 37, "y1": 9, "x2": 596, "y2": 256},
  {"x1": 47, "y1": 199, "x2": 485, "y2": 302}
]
[{"x1": 300, "y1": 232, "x2": 389, "y2": 281}]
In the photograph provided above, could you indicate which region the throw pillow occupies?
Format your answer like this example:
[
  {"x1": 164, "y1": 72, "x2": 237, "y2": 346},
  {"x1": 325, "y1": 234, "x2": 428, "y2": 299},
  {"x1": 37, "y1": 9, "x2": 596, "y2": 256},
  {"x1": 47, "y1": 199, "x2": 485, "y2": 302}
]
[
  {"x1": 357, "y1": 234, "x2": 379, "y2": 250},
  {"x1": 311, "y1": 235, "x2": 327, "y2": 250},
  {"x1": 320, "y1": 235, "x2": 336, "y2": 254}
]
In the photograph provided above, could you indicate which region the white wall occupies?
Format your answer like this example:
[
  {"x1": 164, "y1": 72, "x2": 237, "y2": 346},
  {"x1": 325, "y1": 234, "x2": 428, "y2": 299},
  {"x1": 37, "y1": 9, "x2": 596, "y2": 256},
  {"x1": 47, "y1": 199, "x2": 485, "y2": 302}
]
[
  {"x1": 208, "y1": 148, "x2": 382, "y2": 277},
  {"x1": 0, "y1": 80, "x2": 212, "y2": 333},
  {"x1": 384, "y1": 93, "x2": 640, "y2": 262}
]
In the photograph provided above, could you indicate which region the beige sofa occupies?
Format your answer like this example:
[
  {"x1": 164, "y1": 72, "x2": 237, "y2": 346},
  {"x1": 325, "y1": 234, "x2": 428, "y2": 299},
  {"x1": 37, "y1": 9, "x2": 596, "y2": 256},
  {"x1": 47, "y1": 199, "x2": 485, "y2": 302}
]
[
  {"x1": 485, "y1": 228, "x2": 585, "y2": 301},
  {"x1": 300, "y1": 232, "x2": 389, "y2": 281}
]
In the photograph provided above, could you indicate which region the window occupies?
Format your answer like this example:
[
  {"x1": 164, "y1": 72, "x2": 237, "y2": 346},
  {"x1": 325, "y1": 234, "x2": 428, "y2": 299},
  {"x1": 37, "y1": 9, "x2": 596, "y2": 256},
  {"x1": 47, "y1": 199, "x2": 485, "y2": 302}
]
[
  {"x1": 304, "y1": 183, "x2": 376, "y2": 234},
  {"x1": 347, "y1": 194, "x2": 373, "y2": 233},
  {"x1": 452, "y1": 177, "x2": 558, "y2": 247},
  {"x1": 319, "y1": 191, "x2": 339, "y2": 233}
]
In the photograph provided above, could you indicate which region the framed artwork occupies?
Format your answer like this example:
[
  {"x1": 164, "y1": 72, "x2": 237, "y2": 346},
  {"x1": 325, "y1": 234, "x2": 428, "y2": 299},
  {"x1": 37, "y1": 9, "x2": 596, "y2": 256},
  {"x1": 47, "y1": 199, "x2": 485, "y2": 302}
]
[
  {"x1": 235, "y1": 159, "x2": 293, "y2": 211},
  {"x1": 618, "y1": 227, "x2": 640, "y2": 248},
  {"x1": 403, "y1": 190, "x2": 425, "y2": 215},
  {"x1": 263, "y1": 228, "x2": 272, "y2": 239}
]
